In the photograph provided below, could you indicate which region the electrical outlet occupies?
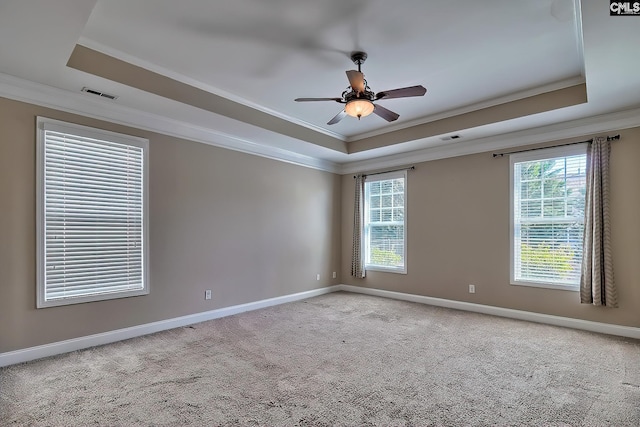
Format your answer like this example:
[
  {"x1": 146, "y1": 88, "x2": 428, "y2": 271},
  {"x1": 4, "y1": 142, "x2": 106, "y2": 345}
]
[
  {"x1": 332, "y1": 272, "x2": 337, "y2": 279},
  {"x1": 205, "y1": 290, "x2": 212, "y2": 300},
  {"x1": 468, "y1": 284, "x2": 476, "y2": 294},
  {"x1": 316, "y1": 274, "x2": 320, "y2": 281}
]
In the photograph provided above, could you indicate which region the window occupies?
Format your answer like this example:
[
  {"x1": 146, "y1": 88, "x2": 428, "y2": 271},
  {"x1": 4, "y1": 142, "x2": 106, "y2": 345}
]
[
  {"x1": 510, "y1": 145, "x2": 587, "y2": 290},
  {"x1": 36, "y1": 117, "x2": 149, "y2": 308},
  {"x1": 364, "y1": 171, "x2": 406, "y2": 273}
]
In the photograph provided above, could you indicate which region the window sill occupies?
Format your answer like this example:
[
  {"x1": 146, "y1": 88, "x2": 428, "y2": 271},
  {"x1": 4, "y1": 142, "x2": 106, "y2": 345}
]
[
  {"x1": 365, "y1": 265, "x2": 407, "y2": 275},
  {"x1": 37, "y1": 288, "x2": 149, "y2": 308},
  {"x1": 510, "y1": 280, "x2": 579, "y2": 292}
]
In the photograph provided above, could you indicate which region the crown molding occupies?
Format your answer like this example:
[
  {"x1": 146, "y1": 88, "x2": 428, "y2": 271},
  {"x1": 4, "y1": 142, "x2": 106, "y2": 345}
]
[
  {"x1": 347, "y1": 76, "x2": 586, "y2": 142},
  {"x1": 340, "y1": 106, "x2": 640, "y2": 174},
  {"x1": 3, "y1": 71, "x2": 638, "y2": 178},
  {"x1": 76, "y1": 38, "x2": 587, "y2": 146},
  {"x1": 0, "y1": 72, "x2": 341, "y2": 173},
  {"x1": 77, "y1": 37, "x2": 347, "y2": 142}
]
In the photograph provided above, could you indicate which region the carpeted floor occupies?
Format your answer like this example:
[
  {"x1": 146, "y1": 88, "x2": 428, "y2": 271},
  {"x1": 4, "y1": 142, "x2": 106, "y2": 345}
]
[{"x1": 1, "y1": 292, "x2": 639, "y2": 426}]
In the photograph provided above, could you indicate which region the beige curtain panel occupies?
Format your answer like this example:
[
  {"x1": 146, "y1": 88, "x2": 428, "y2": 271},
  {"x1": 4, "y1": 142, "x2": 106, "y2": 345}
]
[
  {"x1": 580, "y1": 136, "x2": 617, "y2": 307},
  {"x1": 351, "y1": 175, "x2": 365, "y2": 278}
]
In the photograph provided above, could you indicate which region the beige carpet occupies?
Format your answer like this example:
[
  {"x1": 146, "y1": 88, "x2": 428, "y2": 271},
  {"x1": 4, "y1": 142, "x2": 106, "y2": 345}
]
[{"x1": 1, "y1": 292, "x2": 639, "y2": 426}]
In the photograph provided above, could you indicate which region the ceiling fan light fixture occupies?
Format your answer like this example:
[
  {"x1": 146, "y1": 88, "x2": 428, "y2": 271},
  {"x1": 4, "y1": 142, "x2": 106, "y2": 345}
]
[
  {"x1": 345, "y1": 99, "x2": 374, "y2": 119},
  {"x1": 294, "y1": 51, "x2": 426, "y2": 125}
]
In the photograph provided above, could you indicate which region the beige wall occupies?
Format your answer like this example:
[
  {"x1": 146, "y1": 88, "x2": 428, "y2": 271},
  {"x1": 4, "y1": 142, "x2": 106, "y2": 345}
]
[
  {"x1": 2, "y1": 92, "x2": 638, "y2": 355},
  {"x1": 342, "y1": 128, "x2": 640, "y2": 327},
  {"x1": 0, "y1": 97, "x2": 342, "y2": 353}
]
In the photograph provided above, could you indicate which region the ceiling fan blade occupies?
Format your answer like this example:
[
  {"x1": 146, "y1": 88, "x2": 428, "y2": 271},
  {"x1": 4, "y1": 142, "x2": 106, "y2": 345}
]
[
  {"x1": 327, "y1": 109, "x2": 347, "y2": 125},
  {"x1": 375, "y1": 85, "x2": 427, "y2": 100},
  {"x1": 295, "y1": 97, "x2": 343, "y2": 102},
  {"x1": 373, "y1": 104, "x2": 400, "y2": 122},
  {"x1": 346, "y1": 70, "x2": 365, "y2": 94}
]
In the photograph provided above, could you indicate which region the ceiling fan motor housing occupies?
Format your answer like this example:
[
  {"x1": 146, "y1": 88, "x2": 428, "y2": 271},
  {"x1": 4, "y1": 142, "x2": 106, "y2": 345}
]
[
  {"x1": 344, "y1": 89, "x2": 374, "y2": 102},
  {"x1": 350, "y1": 51, "x2": 368, "y2": 68},
  {"x1": 294, "y1": 50, "x2": 426, "y2": 124}
]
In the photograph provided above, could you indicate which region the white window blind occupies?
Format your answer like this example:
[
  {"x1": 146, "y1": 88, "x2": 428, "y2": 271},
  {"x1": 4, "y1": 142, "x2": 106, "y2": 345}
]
[
  {"x1": 511, "y1": 145, "x2": 586, "y2": 288},
  {"x1": 37, "y1": 118, "x2": 149, "y2": 307},
  {"x1": 364, "y1": 171, "x2": 406, "y2": 273}
]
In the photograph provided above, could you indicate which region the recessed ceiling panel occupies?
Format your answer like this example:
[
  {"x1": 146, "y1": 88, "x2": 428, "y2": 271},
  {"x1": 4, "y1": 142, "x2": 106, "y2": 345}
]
[{"x1": 81, "y1": 0, "x2": 583, "y2": 138}]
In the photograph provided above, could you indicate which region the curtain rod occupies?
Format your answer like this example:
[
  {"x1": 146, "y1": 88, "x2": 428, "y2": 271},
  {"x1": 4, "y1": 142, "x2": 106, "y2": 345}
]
[
  {"x1": 492, "y1": 135, "x2": 620, "y2": 158},
  {"x1": 353, "y1": 166, "x2": 415, "y2": 179}
]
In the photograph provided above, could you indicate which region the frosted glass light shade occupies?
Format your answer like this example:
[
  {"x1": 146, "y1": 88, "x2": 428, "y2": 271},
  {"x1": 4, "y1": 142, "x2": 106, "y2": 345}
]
[{"x1": 345, "y1": 99, "x2": 374, "y2": 119}]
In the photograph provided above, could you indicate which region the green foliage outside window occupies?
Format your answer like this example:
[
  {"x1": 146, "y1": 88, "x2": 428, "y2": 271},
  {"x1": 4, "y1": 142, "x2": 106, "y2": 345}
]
[
  {"x1": 370, "y1": 247, "x2": 402, "y2": 266},
  {"x1": 520, "y1": 243, "x2": 575, "y2": 276}
]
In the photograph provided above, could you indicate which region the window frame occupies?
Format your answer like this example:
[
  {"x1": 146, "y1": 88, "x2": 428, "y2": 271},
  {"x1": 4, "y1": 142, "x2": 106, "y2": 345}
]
[
  {"x1": 36, "y1": 117, "x2": 150, "y2": 308},
  {"x1": 509, "y1": 144, "x2": 587, "y2": 291},
  {"x1": 364, "y1": 170, "x2": 407, "y2": 274}
]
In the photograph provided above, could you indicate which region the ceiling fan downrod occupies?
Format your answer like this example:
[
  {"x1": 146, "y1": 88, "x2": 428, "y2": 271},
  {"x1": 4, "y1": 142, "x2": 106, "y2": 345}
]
[{"x1": 350, "y1": 51, "x2": 367, "y2": 72}]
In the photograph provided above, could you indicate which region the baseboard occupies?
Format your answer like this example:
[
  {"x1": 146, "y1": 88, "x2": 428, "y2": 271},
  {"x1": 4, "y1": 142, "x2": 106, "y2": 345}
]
[
  {"x1": 336, "y1": 284, "x2": 640, "y2": 340},
  {"x1": 3, "y1": 283, "x2": 637, "y2": 368},
  {"x1": 0, "y1": 285, "x2": 340, "y2": 368}
]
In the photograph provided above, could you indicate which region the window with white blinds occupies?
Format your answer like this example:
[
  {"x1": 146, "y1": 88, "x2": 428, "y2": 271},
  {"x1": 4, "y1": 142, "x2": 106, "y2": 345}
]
[
  {"x1": 510, "y1": 145, "x2": 586, "y2": 290},
  {"x1": 364, "y1": 171, "x2": 407, "y2": 273},
  {"x1": 37, "y1": 118, "x2": 149, "y2": 308}
]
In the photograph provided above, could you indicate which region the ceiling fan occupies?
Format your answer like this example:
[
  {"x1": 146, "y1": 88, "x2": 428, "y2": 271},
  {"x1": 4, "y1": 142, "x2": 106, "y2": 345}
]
[{"x1": 295, "y1": 51, "x2": 426, "y2": 125}]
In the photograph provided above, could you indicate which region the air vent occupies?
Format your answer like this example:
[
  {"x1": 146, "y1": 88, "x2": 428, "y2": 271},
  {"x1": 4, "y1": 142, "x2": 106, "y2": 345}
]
[
  {"x1": 440, "y1": 134, "x2": 461, "y2": 141},
  {"x1": 81, "y1": 87, "x2": 118, "y2": 100}
]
